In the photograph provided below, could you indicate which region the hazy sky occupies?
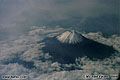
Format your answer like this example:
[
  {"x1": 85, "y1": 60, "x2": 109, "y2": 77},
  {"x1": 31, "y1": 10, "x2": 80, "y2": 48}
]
[{"x1": 0, "y1": 0, "x2": 119, "y2": 40}]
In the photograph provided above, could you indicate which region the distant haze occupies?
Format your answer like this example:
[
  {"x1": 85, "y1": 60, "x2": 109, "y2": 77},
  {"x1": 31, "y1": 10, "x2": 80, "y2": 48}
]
[{"x1": 0, "y1": 0, "x2": 119, "y2": 40}]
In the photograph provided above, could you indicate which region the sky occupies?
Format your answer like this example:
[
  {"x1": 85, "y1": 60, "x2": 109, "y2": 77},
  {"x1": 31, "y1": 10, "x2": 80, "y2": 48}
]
[{"x1": 0, "y1": 0, "x2": 119, "y2": 40}]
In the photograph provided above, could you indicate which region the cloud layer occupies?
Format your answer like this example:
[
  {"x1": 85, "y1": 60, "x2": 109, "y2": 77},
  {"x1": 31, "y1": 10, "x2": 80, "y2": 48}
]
[{"x1": 0, "y1": 26, "x2": 120, "y2": 80}]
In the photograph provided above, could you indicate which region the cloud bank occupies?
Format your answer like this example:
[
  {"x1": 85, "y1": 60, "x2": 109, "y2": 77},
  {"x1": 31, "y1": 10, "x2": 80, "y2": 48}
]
[{"x1": 0, "y1": 26, "x2": 120, "y2": 80}]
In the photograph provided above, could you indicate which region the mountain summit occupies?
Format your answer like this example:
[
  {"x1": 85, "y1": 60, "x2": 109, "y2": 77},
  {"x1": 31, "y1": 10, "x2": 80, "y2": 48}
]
[{"x1": 57, "y1": 30, "x2": 83, "y2": 44}]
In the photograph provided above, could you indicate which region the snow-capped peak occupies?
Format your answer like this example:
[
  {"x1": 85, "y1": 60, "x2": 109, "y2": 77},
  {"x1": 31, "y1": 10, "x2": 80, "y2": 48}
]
[{"x1": 57, "y1": 30, "x2": 83, "y2": 44}]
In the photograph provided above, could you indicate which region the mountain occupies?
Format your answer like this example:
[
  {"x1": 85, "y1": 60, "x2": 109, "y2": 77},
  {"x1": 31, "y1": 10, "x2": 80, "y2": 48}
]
[{"x1": 41, "y1": 30, "x2": 117, "y2": 64}]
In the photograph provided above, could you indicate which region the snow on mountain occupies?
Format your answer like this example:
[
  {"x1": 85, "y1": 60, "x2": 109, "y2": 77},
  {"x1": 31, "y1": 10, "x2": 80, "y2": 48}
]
[{"x1": 57, "y1": 30, "x2": 83, "y2": 44}]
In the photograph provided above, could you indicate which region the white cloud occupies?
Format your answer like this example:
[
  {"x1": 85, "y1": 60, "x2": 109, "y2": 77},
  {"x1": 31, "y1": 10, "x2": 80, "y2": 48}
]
[{"x1": 0, "y1": 27, "x2": 120, "y2": 80}]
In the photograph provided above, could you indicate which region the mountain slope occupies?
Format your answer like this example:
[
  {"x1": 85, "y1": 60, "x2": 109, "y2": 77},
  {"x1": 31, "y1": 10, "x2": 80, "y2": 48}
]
[{"x1": 57, "y1": 30, "x2": 83, "y2": 44}]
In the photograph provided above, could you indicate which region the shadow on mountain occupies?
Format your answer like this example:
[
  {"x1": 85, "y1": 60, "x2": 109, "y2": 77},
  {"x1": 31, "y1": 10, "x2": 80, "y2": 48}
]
[
  {"x1": 117, "y1": 72, "x2": 120, "y2": 80},
  {"x1": 41, "y1": 36, "x2": 117, "y2": 64}
]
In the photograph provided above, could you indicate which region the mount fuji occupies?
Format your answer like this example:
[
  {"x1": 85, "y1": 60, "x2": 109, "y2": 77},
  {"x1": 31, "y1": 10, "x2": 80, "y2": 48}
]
[{"x1": 41, "y1": 30, "x2": 117, "y2": 64}]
